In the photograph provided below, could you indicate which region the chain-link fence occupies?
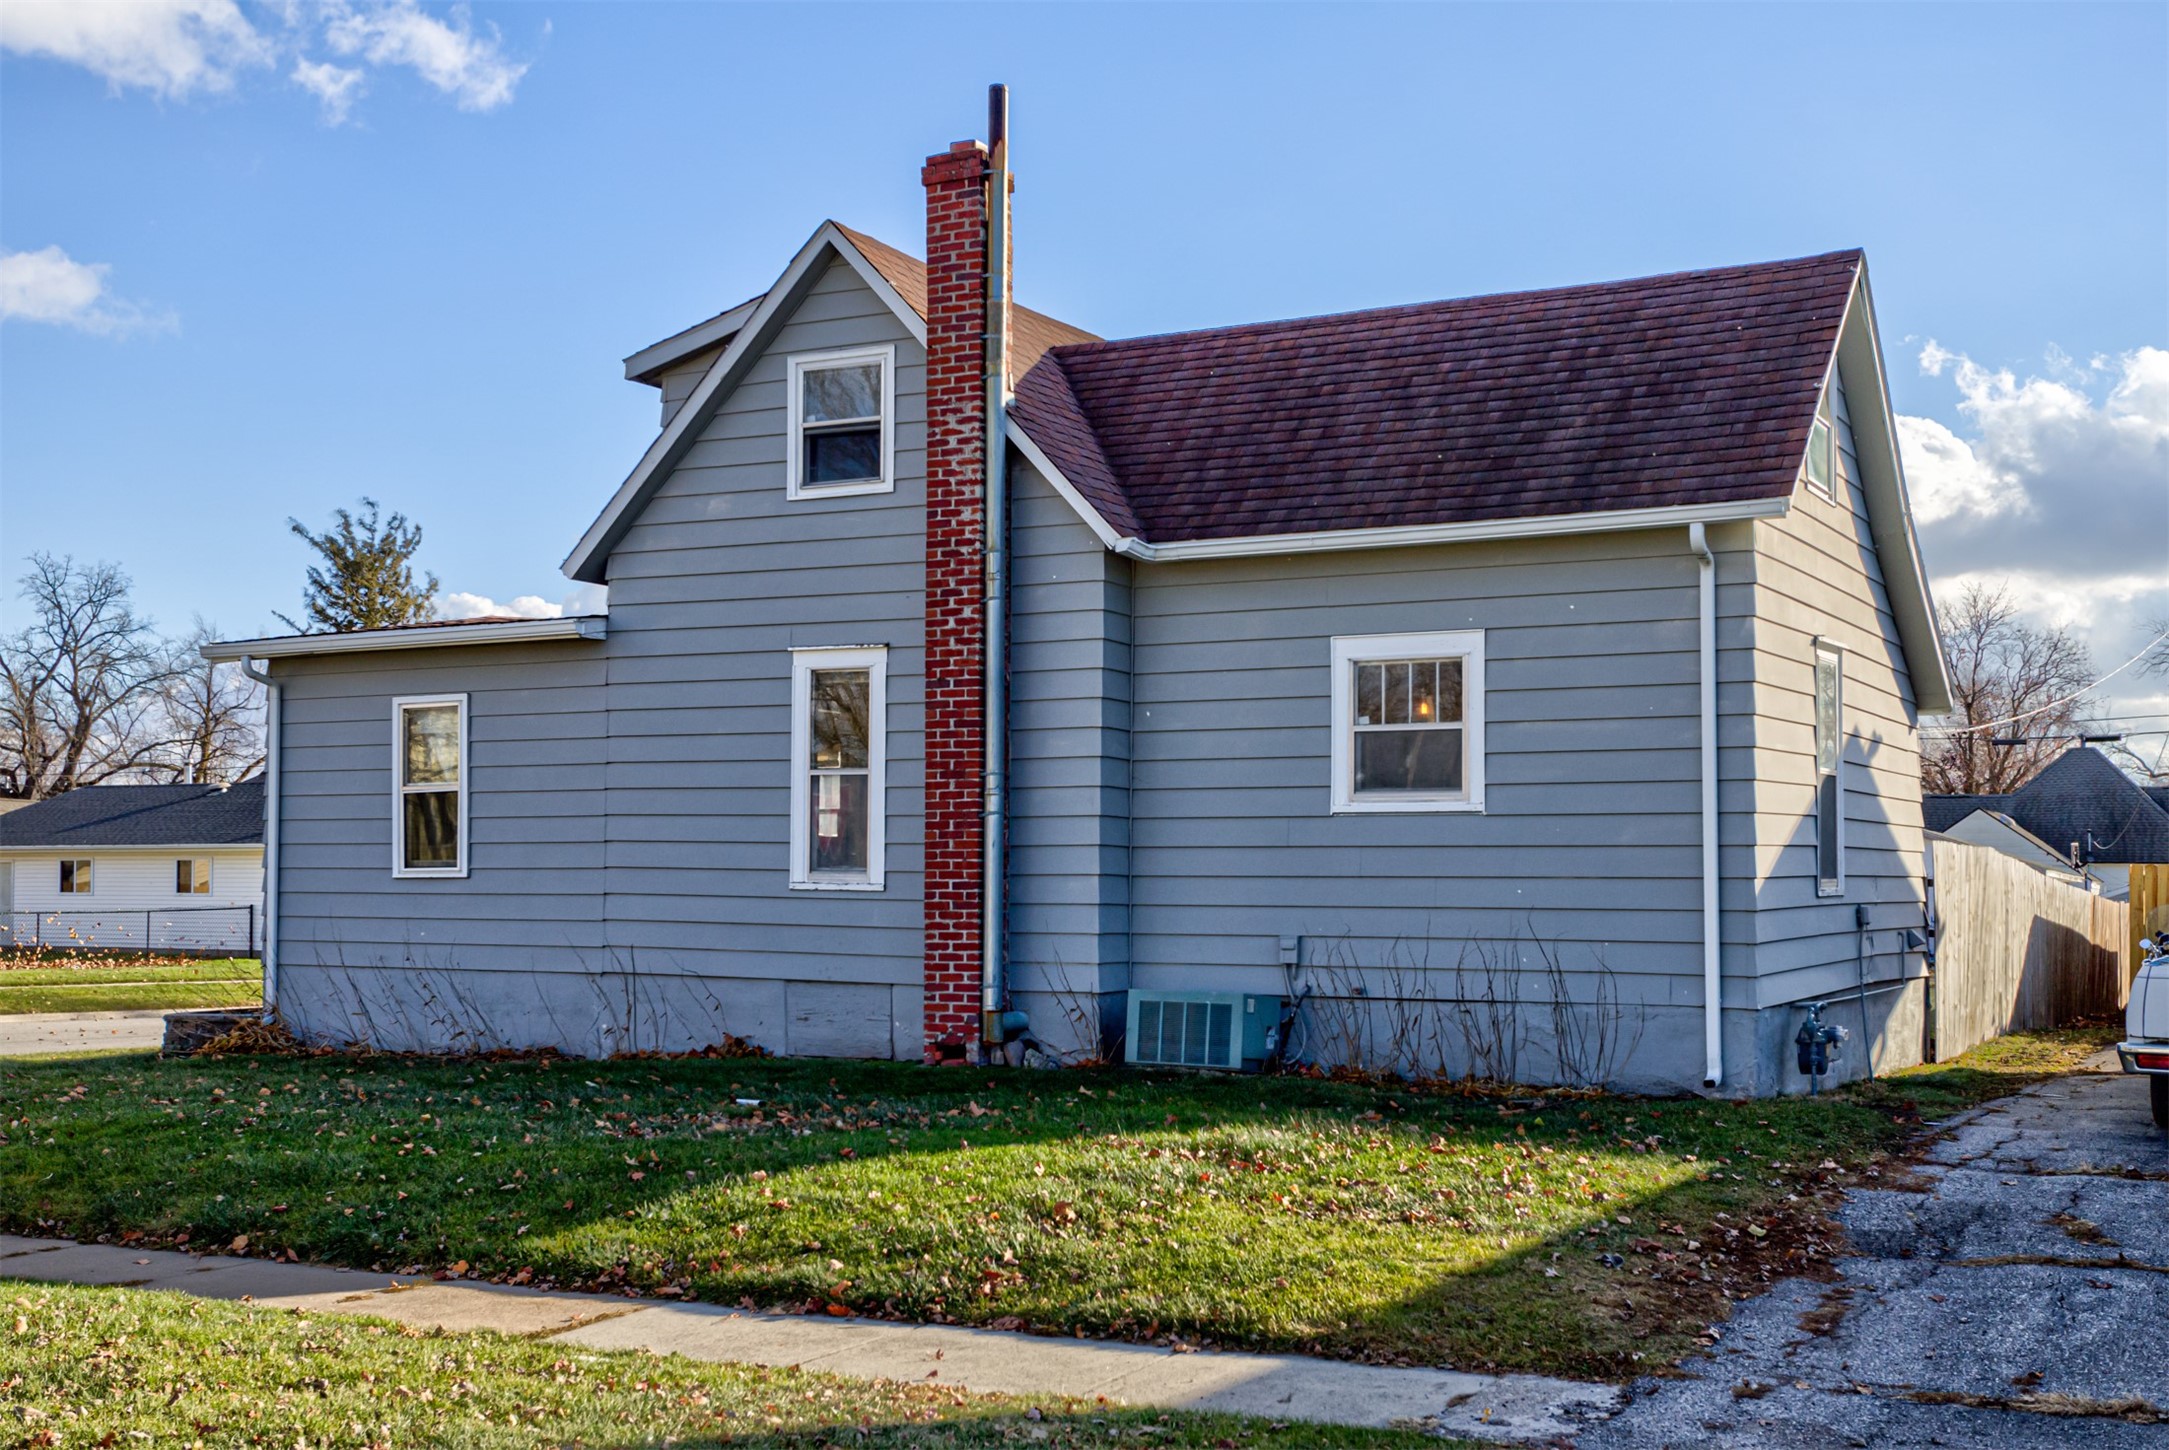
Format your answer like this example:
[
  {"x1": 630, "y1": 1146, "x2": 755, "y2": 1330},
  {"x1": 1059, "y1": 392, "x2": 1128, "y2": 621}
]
[{"x1": 1, "y1": 904, "x2": 259, "y2": 958}]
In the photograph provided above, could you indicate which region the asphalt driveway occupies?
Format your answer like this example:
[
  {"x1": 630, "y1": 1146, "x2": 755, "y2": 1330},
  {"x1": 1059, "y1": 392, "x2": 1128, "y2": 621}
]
[{"x1": 1579, "y1": 1052, "x2": 2169, "y2": 1449}]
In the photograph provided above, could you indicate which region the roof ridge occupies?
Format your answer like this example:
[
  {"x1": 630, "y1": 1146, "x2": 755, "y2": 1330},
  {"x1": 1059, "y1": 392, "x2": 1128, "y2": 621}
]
[{"x1": 1050, "y1": 249, "x2": 1864, "y2": 358}]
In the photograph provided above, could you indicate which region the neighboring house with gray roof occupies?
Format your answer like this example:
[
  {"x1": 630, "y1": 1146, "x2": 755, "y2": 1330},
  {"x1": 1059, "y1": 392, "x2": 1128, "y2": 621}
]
[
  {"x1": 0, "y1": 781, "x2": 266, "y2": 956},
  {"x1": 1926, "y1": 747, "x2": 2169, "y2": 901},
  {"x1": 202, "y1": 109, "x2": 1952, "y2": 1095}
]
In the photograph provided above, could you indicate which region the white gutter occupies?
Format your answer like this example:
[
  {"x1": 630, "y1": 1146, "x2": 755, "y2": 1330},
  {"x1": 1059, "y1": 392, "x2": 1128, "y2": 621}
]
[
  {"x1": 1688, "y1": 523, "x2": 1722, "y2": 1088},
  {"x1": 1129, "y1": 497, "x2": 1792, "y2": 562},
  {"x1": 1000, "y1": 436, "x2": 1797, "y2": 565},
  {"x1": 236, "y1": 657, "x2": 280, "y2": 1020},
  {"x1": 202, "y1": 615, "x2": 606, "y2": 662}
]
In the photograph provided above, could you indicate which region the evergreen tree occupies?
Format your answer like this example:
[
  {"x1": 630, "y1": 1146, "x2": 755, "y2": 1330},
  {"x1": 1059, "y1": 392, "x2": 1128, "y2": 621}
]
[{"x1": 278, "y1": 498, "x2": 439, "y2": 634}]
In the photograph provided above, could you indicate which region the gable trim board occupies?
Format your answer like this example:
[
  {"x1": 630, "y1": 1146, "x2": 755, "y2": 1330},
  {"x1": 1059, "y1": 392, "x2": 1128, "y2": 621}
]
[{"x1": 623, "y1": 295, "x2": 764, "y2": 384}]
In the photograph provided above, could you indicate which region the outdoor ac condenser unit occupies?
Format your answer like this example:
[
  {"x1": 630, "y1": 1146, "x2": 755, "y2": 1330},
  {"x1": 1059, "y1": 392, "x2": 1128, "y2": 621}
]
[{"x1": 1125, "y1": 990, "x2": 1281, "y2": 1072}]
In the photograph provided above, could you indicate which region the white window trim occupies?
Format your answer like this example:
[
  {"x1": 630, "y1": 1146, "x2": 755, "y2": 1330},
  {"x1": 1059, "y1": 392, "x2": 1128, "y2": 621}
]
[
  {"x1": 177, "y1": 856, "x2": 212, "y2": 895},
  {"x1": 785, "y1": 343, "x2": 896, "y2": 500},
  {"x1": 59, "y1": 858, "x2": 93, "y2": 896},
  {"x1": 1814, "y1": 642, "x2": 1846, "y2": 897},
  {"x1": 392, "y1": 693, "x2": 470, "y2": 880},
  {"x1": 788, "y1": 646, "x2": 888, "y2": 890},
  {"x1": 1329, "y1": 629, "x2": 1486, "y2": 814}
]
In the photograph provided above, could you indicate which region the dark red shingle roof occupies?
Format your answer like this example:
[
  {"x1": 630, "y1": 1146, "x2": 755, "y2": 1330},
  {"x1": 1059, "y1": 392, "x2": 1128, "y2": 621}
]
[{"x1": 1010, "y1": 250, "x2": 1861, "y2": 544}]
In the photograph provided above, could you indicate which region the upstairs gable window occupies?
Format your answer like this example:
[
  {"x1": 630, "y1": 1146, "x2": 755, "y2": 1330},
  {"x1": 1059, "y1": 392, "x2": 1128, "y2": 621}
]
[
  {"x1": 787, "y1": 345, "x2": 895, "y2": 499},
  {"x1": 1803, "y1": 387, "x2": 1836, "y2": 501}
]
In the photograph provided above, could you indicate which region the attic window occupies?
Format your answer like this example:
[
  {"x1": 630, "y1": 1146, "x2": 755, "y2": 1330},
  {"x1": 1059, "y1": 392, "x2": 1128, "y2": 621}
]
[
  {"x1": 787, "y1": 345, "x2": 895, "y2": 499},
  {"x1": 1803, "y1": 390, "x2": 1836, "y2": 501}
]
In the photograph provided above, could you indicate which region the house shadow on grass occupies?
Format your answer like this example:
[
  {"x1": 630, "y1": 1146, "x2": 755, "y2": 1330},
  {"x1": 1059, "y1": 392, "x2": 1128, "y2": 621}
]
[{"x1": 0, "y1": 1048, "x2": 1947, "y2": 1382}]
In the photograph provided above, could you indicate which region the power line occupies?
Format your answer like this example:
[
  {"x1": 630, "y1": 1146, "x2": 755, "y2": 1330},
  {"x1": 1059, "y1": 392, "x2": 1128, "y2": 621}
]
[{"x1": 1921, "y1": 626, "x2": 2169, "y2": 736}]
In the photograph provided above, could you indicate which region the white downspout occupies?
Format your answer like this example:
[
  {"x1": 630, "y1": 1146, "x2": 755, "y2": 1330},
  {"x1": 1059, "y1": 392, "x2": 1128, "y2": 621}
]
[
  {"x1": 237, "y1": 657, "x2": 280, "y2": 1020},
  {"x1": 1689, "y1": 524, "x2": 1721, "y2": 1088}
]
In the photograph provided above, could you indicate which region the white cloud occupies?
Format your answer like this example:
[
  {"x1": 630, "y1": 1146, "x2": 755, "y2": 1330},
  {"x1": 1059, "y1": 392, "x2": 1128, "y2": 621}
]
[
  {"x1": 0, "y1": 246, "x2": 173, "y2": 337},
  {"x1": 323, "y1": 1, "x2": 525, "y2": 112},
  {"x1": 1901, "y1": 342, "x2": 2168, "y2": 579},
  {"x1": 439, "y1": 586, "x2": 606, "y2": 622},
  {"x1": 0, "y1": 0, "x2": 272, "y2": 99},
  {"x1": 1894, "y1": 412, "x2": 2029, "y2": 526},
  {"x1": 291, "y1": 58, "x2": 364, "y2": 125},
  {"x1": 3, "y1": 1, "x2": 529, "y2": 122},
  {"x1": 1904, "y1": 342, "x2": 2169, "y2": 721}
]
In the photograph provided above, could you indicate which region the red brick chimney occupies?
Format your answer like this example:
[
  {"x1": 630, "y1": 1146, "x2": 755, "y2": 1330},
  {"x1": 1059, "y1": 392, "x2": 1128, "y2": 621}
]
[{"x1": 920, "y1": 138, "x2": 993, "y2": 1062}]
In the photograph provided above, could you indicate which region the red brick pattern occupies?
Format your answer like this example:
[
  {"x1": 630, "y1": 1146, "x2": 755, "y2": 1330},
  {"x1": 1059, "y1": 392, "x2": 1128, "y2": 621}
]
[{"x1": 920, "y1": 141, "x2": 991, "y2": 1062}]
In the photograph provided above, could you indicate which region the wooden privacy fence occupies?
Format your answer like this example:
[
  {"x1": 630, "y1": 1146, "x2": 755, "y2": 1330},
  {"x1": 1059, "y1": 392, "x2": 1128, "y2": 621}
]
[
  {"x1": 1930, "y1": 839, "x2": 2127, "y2": 1061},
  {"x1": 2129, "y1": 864, "x2": 2169, "y2": 981}
]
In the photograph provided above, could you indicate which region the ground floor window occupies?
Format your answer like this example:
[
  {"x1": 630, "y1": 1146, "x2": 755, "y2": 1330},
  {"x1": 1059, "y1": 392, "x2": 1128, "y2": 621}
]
[
  {"x1": 176, "y1": 858, "x2": 211, "y2": 894},
  {"x1": 789, "y1": 645, "x2": 887, "y2": 889},
  {"x1": 59, "y1": 858, "x2": 92, "y2": 894},
  {"x1": 1815, "y1": 643, "x2": 1845, "y2": 895},
  {"x1": 1330, "y1": 629, "x2": 1486, "y2": 813},
  {"x1": 394, "y1": 694, "x2": 467, "y2": 878}
]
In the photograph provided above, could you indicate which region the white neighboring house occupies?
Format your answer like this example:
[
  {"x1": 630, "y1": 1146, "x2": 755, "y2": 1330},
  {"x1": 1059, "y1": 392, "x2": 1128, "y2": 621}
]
[
  {"x1": 0, "y1": 782, "x2": 266, "y2": 957},
  {"x1": 1929, "y1": 810, "x2": 2089, "y2": 888}
]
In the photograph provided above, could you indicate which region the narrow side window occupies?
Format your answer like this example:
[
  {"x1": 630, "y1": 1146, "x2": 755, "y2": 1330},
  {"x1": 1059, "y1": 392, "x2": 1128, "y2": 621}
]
[
  {"x1": 176, "y1": 858, "x2": 211, "y2": 895},
  {"x1": 395, "y1": 695, "x2": 468, "y2": 878},
  {"x1": 1330, "y1": 630, "x2": 1486, "y2": 814},
  {"x1": 788, "y1": 647, "x2": 887, "y2": 889},
  {"x1": 59, "y1": 858, "x2": 92, "y2": 895},
  {"x1": 1803, "y1": 388, "x2": 1836, "y2": 501},
  {"x1": 1814, "y1": 645, "x2": 1844, "y2": 896},
  {"x1": 786, "y1": 345, "x2": 895, "y2": 499}
]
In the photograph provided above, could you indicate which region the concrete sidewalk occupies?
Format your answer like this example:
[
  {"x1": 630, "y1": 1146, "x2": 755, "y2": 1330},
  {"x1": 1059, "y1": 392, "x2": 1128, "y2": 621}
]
[
  {"x1": 0, "y1": 1008, "x2": 167, "y2": 1056},
  {"x1": 0, "y1": 1233, "x2": 1619, "y2": 1440}
]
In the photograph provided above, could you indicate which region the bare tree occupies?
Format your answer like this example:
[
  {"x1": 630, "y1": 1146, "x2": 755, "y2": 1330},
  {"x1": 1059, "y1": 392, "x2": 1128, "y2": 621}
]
[
  {"x1": 152, "y1": 621, "x2": 265, "y2": 785},
  {"x1": 1922, "y1": 582, "x2": 2097, "y2": 795},
  {"x1": 0, "y1": 555, "x2": 177, "y2": 800}
]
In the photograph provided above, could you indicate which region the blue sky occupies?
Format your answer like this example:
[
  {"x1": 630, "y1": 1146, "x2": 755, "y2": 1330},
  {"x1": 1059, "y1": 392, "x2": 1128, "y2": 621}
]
[{"x1": 3, "y1": 2, "x2": 2165, "y2": 734}]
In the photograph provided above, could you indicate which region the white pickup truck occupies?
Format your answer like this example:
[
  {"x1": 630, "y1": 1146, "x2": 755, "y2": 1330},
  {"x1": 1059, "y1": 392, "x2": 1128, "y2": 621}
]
[{"x1": 2119, "y1": 935, "x2": 2169, "y2": 1130}]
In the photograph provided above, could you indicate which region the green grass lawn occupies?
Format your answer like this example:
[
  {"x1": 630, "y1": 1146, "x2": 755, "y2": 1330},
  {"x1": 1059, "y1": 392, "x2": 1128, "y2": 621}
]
[
  {"x1": 0, "y1": 1025, "x2": 2115, "y2": 1381},
  {"x1": 0, "y1": 958, "x2": 258, "y2": 1014},
  {"x1": 2, "y1": 1281, "x2": 1457, "y2": 1449}
]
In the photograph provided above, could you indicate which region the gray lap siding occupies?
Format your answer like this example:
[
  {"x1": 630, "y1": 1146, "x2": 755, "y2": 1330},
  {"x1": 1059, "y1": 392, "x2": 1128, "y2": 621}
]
[
  {"x1": 1097, "y1": 525, "x2": 1764, "y2": 1087},
  {"x1": 273, "y1": 258, "x2": 927, "y2": 1058}
]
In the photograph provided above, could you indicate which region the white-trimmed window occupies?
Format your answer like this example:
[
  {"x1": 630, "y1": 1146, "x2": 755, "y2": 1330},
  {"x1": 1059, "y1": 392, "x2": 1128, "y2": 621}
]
[
  {"x1": 1803, "y1": 386, "x2": 1836, "y2": 501},
  {"x1": 1330, "y1": 630, "x2": 1485, "y2": 813},
  {"x1": 58, "y1": 858, "x2": 92, "y2": 894},
  {"x1": 789, "y1": 646, "x2": 887, "y2": 889},
  {"x1": 394, "y1": 694, "x2": 468, "y2": 878},
  {"x1": 786, "y1": 344, "x2": 895, "y2": 499},
  {"x1": 1814, "y1": 643, "x2": 1845, "y2": 896},
  {"x1": 176, "y1": 858, "x2": 211, "y2": 895}
]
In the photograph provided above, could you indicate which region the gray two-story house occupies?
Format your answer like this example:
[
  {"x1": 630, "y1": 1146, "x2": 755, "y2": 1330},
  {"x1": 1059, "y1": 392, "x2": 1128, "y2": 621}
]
[{"x1": 208, "y1": 103, "x2": 1951, "y2": 1095}]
